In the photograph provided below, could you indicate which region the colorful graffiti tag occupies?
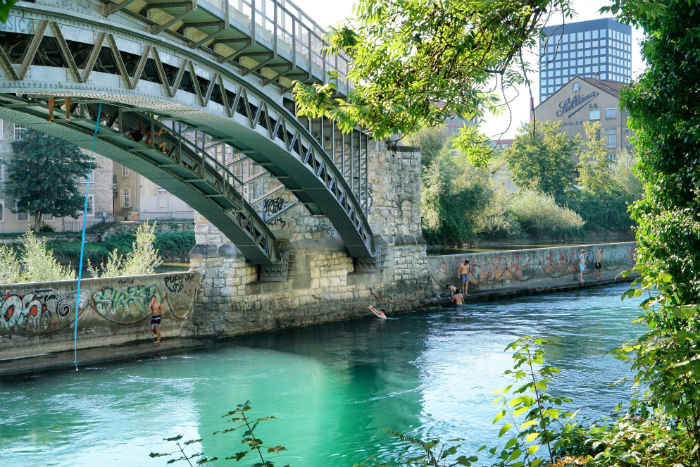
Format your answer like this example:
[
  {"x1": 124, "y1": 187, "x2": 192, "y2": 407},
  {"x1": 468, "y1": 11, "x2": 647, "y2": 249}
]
[
  {"x1": 91, "y1": 285, "x2": 165, "y2": 325},
  {"x1": 0, "y1": 290, "x2": 73, "y2": 332}
]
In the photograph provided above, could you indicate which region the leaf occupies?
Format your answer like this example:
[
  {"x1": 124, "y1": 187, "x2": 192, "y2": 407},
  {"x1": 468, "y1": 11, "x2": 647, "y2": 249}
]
[
  {"x1": 267, "y1": 446, "x2": 287, "y2": 453},
  {"x1": 494, "y1": 410, "x2": 507, "y2": 423},
  {"x1": 498, "y1": 424, "x2": 512, "y2": 437},
  {"x1": 524, "y1": 432, "x2": 539, "y2": 443},
  {"x1": 508, "y1": 448, "x2": 522, "y2": 460},
  {"x1": 528, "y1": 444, "x2": 540, "y2": 455},
  {"x1": 164, "y1": 435, "x2": 183, "y2": 442},
  {"x1": 520, "y1": 420, "x2": 538, "y2": 430}
]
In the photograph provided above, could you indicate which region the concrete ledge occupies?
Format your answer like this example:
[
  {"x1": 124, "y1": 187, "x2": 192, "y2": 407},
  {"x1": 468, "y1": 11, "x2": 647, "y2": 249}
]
[{"x1": 0, "y1": 337, "x2": 208, "y2": 379}]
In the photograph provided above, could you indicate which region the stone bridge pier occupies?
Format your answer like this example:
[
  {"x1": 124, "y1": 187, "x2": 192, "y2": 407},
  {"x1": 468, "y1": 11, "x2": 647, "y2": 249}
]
[{"x1": 185, "y1": 144, "x2": 433, "y2": 337}]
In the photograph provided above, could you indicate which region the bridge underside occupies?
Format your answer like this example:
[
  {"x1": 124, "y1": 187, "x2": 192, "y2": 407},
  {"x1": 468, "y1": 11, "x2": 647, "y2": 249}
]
[{"x1": 0, "y1": 5, "x2": 376, "y2": 263}]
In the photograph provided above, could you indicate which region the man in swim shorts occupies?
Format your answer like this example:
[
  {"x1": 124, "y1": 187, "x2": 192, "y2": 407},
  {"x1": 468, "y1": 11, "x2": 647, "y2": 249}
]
[
  {"x1": 458, "y1": 260, "x2": 470, "y2": 295},
  {"x1": 148, "y1": 295, "x2": 164, "y2": 343},
  {"x1": 579, "y1": 249, "x2": 586, "y2": 283},
  {"x1": 595, "y1": 249, "x2": 603, "y2": 280}
]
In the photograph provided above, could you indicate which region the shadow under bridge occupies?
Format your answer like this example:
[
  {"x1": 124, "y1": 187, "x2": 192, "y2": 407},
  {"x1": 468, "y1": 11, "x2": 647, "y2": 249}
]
[{"x1": 0, "y1": 4, "x2": 376, "y2": 264}]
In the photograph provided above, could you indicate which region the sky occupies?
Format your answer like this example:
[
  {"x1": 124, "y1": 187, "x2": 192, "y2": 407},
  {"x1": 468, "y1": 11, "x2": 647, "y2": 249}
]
[{"x1": 289, "y1": 0, "x2": 644, "y2": 139}]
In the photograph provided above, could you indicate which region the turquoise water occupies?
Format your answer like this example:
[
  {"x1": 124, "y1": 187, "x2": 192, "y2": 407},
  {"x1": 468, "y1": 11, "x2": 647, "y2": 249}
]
[{"x1": 0, "y1": 283, "x2": 644, "y2": 466}]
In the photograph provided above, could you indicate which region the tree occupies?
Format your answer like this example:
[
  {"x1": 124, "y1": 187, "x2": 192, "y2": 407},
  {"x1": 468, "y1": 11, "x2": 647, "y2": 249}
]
[
  {"x1": 8, "y1": 129, "x2": 93, "y2": 232},
  {"x1": 503, "y1": 121, "x2": 577, "y2": 200},
  {"x1": 403, "y1": 125, "x2": 449, "y2": 170},
  {"x1": 0, "y1": 0, "x2": 16, "y2": 22},
  {"x1": 421, "y1": 148, "x2": 491, "y2": 245},
  {"x1": 293, "y1": 0, "x2": 572, "y2": 140},
  {"x1": 576, "y1": 121, "x2": 615, "y2": 195},
  {"x1": 611, "y1": 149, "x2": 642, "y2": 199}
]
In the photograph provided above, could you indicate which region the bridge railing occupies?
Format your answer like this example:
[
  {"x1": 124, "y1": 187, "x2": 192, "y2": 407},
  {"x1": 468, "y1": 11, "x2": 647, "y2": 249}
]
[{"x1": 200, "y1": 0, "x2": 352, "y2": 93}]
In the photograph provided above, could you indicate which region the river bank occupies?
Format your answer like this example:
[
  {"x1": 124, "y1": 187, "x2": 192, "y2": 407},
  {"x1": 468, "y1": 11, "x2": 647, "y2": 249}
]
[{"x1": 0, "y1": 283, "x2": 644, "y2": 466}]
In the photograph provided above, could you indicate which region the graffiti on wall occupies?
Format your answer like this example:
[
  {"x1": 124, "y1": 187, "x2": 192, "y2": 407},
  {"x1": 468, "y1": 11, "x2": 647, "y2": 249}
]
[
  {"x1": 1, "y1": 290, "x2": 74, "y2": 332},
  {"x1": 433, "y1": 245, "x2": 637, "y2": 291},
  {"x1": 266, "y1": 217, "x2": 287, "y2": 229},
  {"x1": 91, "y1": 284, "x2": 165, "y2": 325},
  {"x1": 263, "y1": 197, "x2": 285, "y2": 215}
]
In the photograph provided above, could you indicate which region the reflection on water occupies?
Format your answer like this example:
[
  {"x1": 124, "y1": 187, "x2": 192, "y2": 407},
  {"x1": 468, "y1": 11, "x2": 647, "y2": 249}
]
[{"x1": 0, "y1": 284, "x2": 644, "y2": 466}]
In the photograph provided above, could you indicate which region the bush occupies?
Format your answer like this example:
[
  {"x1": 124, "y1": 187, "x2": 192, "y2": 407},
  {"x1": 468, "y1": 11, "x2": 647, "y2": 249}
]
[
  {"x1": 89, "y1": 222, "x2": 162, "y2": 277},
  {"x1": 507, "y1": 190, "x2": 584, "y2": 238},
  {"x1": 154, "y1": 230, "x2": 195, "y2": 256},
  {"x1": 564, "y1": 189, "x2": 635, "y2": 233},
  {"x1": 0, "y1": 244, "x2": 23, "y2": 285},
  {"x1": 19, "y1": 230, "x2": 75, "y2": 283}
]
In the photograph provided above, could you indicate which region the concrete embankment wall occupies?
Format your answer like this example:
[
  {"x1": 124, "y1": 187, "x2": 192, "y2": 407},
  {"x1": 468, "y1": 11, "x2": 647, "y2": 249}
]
[
  {"x1": 0, "y1": 272, "x2": 200, "y2": 358},
  {"x1": 429, "y1": 242, "x2": 637, "y2": 293}
]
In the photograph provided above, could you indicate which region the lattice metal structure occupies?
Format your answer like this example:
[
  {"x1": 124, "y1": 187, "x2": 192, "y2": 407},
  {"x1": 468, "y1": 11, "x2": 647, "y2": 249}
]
[{"x1": 0, "y1": 1, "x2": 375, "y2": 263}]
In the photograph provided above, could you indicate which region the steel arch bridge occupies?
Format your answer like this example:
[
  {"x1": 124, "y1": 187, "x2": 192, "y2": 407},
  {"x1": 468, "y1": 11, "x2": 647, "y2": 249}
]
[{"x1": 0, "y1": 0, "x2": 375, "y2": 265}]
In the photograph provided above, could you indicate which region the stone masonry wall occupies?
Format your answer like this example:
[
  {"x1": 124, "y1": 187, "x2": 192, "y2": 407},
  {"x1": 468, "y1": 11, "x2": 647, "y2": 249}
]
[{"x1": 185, "y1": 142, "x2": 433, "y2": 339}]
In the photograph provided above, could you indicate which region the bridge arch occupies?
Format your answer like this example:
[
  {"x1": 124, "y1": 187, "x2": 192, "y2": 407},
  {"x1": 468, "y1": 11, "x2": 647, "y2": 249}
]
[{"x1": 0, "y1": 2, "x2": 376, "y2": 262}]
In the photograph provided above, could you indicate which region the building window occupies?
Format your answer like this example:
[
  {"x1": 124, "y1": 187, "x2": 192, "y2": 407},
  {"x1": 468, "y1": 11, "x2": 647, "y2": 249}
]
[
  {"x1": 16, "y1": 201, "x2": 28, "y2": 221},
  {"x1": 14, "y1": 124, "x2": 26, "y2": 141},
  {"x1": 589, "y1": 110, "x2": 600, "y2": 120},
  {"x1": 86, "y1": 195, "x2": 94, "y2": 216},
  {"x1": 43, "y1": 214, "x2": 53, "y2": 221},
  {"x1": 0, "y1": 199, "x2": 3, "y2": 222},
  {"x1": 122, "y1": 189, "x2": 132, "y2": 208},
  {"x1": 122, "y1": 166, "x2": 130, "y2": 176},
  {"x1": 605, "y1": 108, "x2": 617, "y2": 119},
  {"x1": 0, "y1": 119, "x2": 3, "y2": 141},
  {"x1": 605, "y1": 128, "x2": 617, "y2": 149}
]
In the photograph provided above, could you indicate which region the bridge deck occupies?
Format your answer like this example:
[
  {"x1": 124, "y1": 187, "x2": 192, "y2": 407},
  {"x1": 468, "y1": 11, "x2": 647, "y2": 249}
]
[{"x1": 100, "y1": 0, "x2": 352, "y2": 93}]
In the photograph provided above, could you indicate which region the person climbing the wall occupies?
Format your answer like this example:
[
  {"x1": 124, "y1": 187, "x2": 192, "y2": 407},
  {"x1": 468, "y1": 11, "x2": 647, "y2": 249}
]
[
  {"x1": 450, "y1": 288, "x2": 464, "y2": 305},
  {"x1": 579, "y1": 249, "x2": 586, "y2": 283},
  {"x1": 148, "y1": 295, "x2": 164, "y2": 343}
]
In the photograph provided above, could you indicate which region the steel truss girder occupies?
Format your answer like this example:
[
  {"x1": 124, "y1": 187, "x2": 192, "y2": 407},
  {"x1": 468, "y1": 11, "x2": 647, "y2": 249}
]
[
  {"x1": 0, "y1": 95, "x2": 279, "y2": 264},
  {"x1": 0, "y1": 8, "x2": 376, "y2": 259}
]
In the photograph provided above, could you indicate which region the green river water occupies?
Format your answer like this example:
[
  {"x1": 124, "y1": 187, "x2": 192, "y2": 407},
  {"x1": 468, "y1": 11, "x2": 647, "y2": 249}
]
[{"x1": 0, "y1": 283, "x2": 644, "y2": 466}]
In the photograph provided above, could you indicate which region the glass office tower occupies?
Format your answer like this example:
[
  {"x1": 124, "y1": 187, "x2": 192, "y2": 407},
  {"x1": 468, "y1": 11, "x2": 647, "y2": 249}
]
[{"x1": 539, "y1": 18, "x2": 632, "y2": 103}]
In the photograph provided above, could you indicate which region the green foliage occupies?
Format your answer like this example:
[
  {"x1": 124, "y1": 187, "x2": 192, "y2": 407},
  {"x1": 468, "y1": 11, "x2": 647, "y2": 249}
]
[
  {"x1": 576, "y1": 121, "x2": 615, "y2": 196},
  {"x1": 0, "y1": 0, "x2": 16, "y2": 22},
  {"x1": 504, "y1": 122, "x2": 577, "y2": 200},
  {"x1": 0, "y1": 244, "x2": 22, "y2": 284},
  {"x1": 293, "y1": 0, "x2": 572, "y2": 139},
  {"x1": 488, "y1": 337, "x2": 579, "y2": 466},
  {"x1": 403, "y1": 125, "x2": 449, "y2": 170},
  {"x1": 151, "y1": 402, "x2": 287, "y2": 466},
  {"x1": 611, "y1": 150, "x2": 643, "y2": 200},
  {"x1": 617, "y1": 0, "x2": 700, "y2": 304},
  {"x1": 421, "y1": 148, "x2": 492, "y2": 245},
  {"x1": 563, "y1": 190, "x2": 635, "y2": 234},
  {"x1": 89, "y1": 222, "x2": 163, "y2": 278},
  {"x1": 154, "y1": 230, "x2": 196, "y2": 257},
  {"x1": 8, "y1": 129, "x2": 93, "y2": 232},
  {"x1": 507, "y1": 190, "x2": 584, "y2": 238},
  {"x1": 378, "y1": 430, "x2": 478, "y2": 466},
  {"x1": 18, "y1": 230, "x2": 75, "y2": 283}
]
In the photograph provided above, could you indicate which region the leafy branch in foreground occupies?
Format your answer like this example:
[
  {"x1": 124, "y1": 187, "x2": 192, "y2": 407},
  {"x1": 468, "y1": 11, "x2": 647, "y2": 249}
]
[
  {"x1": 293, "y1": 0, "x2": 573, "y2": 140},
  {"x1": 488, "y1": 336, "x2": 579, "y2": 466},
  {"x1": 150, "y1": 402, "x2": 287, "y2": 466}
]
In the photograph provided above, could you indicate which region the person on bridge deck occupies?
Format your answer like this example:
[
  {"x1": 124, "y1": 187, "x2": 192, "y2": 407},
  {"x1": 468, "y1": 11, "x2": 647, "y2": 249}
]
[
  {"x1": 595, "y1": 249, "x2": 603, "y2": 280},
  {"x1": 368, "y1": 305, "x2": 387, "y2": 319},
  {"x1": 47, "y1": 97, "x2": 70, "y2": 122},
  {"x1": 579, "y1": 249, "x2": 586, "y2": 283},
  {"x1": 148, "y1": 295, "x2": 164, "y2": 343},
  {"x1": 458, "y1": 260, "x2": 470, "y2": 295},
  {"x1": 144, "y1": 127, "x2": 168, "y2": 154},
  {"x1": 450, "y1": 289, "x2": 464, "y2": 305}
]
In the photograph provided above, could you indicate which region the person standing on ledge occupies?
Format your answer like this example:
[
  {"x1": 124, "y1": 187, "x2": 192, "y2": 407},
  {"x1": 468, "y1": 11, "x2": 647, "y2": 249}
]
[
  {"x1": 579, "y1": 249, "x2": 586, "y2": 283},
  {"x1": 595, "y1": 249, "x2": 603, "y2": 280},
  {"x1": 458, "y1": 260, "x2": 470, "y2": 295},
  {"x1": 148, "y1": 295, "x2": 164, "y2": 343}
]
